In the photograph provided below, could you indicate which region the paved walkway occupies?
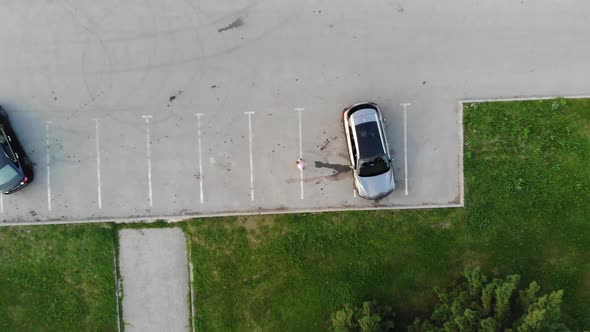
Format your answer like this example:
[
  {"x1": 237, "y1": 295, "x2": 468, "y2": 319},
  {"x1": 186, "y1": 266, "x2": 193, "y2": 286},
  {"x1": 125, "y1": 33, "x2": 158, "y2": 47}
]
[{"x1": 119, "y1": 228, "x2": 190, "y2": 332}]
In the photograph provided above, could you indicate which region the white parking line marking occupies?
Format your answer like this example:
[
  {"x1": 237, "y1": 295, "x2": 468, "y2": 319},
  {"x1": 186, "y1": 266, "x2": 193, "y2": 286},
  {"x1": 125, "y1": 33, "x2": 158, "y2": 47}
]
[
  {"x1": 296, "y1": 108, "x2": 303, "y2": 159},
  {"x1": 296, "y1": 108, "x2": 304, "y2": 200},
  {"x1": 401, "y1": 103, "x2": 411, "y2": 196},
  {"x1": 93, "y1": 119, "x2": 102, "y2": 209},
  {"x1": 244, "y1": 112, "x2": 255, "y2": 201},
  {"x1": 142, "y1": 116, "x2": 153, "y2": 207},
  {"x1": 194, "y1": 113, "x2": 204, "y2": 205},
  {"x1": 46, "y1": 121, "x2": 52, "y2": 211},
  {"x1": 0, "y1": 195, "x2": 3, "y2": 213}
]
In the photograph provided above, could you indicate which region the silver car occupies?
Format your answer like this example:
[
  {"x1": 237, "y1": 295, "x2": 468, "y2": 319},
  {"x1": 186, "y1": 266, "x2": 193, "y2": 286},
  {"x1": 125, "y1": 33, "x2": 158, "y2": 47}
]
[{"x1": 343, "y1": 102, "x2": 395, "y2": 200}]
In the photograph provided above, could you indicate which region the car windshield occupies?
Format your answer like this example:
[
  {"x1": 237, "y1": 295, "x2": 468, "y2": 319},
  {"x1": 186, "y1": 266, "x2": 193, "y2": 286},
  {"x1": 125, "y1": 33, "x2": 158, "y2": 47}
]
[
  {"x1": 358, "y1": 155, "x2": 390, "y2": 177},
  {"x1": 0, "y1": 128, "x2": 16, "y2": 162},
  {"x1": 355, "y1": 122, "x2": 385, "y2": 159},
  {"x1": 0, "y1": 163, "x2": 18, "y2": 185}
]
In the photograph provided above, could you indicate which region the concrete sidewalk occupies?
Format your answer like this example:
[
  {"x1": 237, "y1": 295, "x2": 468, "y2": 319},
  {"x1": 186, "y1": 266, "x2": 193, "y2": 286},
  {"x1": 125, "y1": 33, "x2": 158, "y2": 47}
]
[{"x1": 119, "y1": 228, "x2": 190, "y2": 332}]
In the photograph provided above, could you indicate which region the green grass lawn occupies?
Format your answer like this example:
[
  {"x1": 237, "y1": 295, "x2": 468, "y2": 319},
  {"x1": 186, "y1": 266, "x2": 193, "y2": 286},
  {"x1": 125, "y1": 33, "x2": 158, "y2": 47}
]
[
  {"x1": 0, "y1": 223, "x2": 118, "y2": 331},
  {"x1": 185, "y1": 98, "x2": 590, "y2": 330}
]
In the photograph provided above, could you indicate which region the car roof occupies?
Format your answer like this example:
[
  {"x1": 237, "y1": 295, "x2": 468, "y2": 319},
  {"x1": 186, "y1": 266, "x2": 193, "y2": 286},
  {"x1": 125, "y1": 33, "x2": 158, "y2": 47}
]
[{"x1": 354, "y1": 121, "x2": 385, "y2": 159}]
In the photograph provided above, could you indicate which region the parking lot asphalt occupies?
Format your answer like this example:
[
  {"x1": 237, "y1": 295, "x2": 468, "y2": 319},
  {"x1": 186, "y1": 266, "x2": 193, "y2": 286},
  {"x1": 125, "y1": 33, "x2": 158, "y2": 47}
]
[{"x1": 1, "y1": 0, "x2": 589, "y2": 223}]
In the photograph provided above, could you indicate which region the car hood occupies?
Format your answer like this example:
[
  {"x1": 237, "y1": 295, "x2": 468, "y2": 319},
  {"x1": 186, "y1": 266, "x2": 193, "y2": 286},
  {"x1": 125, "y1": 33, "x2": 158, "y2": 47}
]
[{"x1": 356, "y1": 169, "x2": 395, "y2": 200}]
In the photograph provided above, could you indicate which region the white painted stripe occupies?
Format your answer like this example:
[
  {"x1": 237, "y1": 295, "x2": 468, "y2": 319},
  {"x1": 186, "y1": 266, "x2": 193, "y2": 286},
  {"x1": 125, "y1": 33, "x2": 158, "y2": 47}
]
[
  {"x1": 93, "y1": 119, "x2": 102, "y2": 209},
  {"x1": 401, "y1": 103, "x2": 411, "y2": 196},
  {"x1": 144, "y1": 116, "x2": 153, "y2": 207},
  {"x1": 46, "y1": 121, "x2": 52, "y2": 211},
  {"x1": 353, "y1": 188, "x2": 357, "y2": 197},
  {"x1": 245, "y1": 112, "x2": 255, "y2": 201},
  {"x1": 299, "y1": 171, "x2": 304, "y2": 200},
  {"x1": 296, "y1": 108, "x2": 303, "y2": 159},
  {"x1": 195, "y1": 113, "x2": 204, "y2": 205},
  {"x1": 113, "y1": 245, "x2": 122, "y2": 332},
  {"x1": 0, "y1": 195, "x2": 3, "y2": 213},
  {"x1": 296, "y1": 108, "x2": 304, "y2": 200}
]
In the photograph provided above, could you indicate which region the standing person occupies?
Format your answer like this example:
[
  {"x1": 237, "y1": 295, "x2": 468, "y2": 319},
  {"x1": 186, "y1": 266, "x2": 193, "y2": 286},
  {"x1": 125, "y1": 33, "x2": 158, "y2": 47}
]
[{"x1": 296, "y1": 159, "x2": 306, "y2": 171}]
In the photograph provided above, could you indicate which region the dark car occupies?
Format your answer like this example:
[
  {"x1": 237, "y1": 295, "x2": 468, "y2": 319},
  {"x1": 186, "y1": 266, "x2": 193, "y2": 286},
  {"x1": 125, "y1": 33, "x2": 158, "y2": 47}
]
[
  {"x1": 343, "y1": 102, "x2": 395, "y2": 200},
  {"x1": 0, "y1": 106, "x2": 34, "y2": 194}
]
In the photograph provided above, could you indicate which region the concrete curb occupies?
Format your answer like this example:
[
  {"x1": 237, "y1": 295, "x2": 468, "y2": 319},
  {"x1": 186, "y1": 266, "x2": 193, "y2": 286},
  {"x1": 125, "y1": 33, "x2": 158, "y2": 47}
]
[
  {"x1": 457, "y1": 100, "x2": 465, "y2": 206},
  {"x1": 459, "y1": 94, "x2": 590, "y2": 103},
  {"x1": 0, "y1": 203, "x2": 463, "y2": 227},
  {"x1": 113, "y1": 243, "x2": 123, "y2": 332},
  {"x1": 457, "y1": 94, "x2": 590, "y2": 209},
  {"x1": 187, "y1": 234, "x2": 196, "y2": 332}
]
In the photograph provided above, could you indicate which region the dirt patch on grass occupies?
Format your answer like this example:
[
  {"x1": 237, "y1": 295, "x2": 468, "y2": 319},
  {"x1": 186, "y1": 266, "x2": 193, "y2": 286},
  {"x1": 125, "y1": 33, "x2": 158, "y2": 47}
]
[
  {"x1": 236, "y1": 215, "x2": 275, "y2": 232},
  {"x1": 431, "y1": 220, "x2": 451, "y2": 229},
  {"x1": 235, "y1": 215, "x2": 290, "y2": 246}
]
